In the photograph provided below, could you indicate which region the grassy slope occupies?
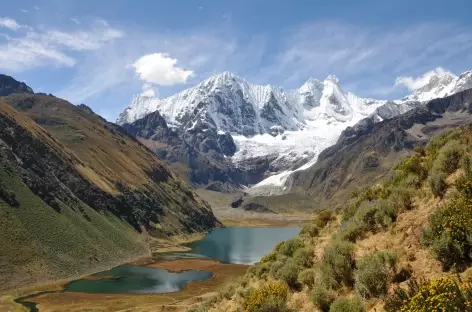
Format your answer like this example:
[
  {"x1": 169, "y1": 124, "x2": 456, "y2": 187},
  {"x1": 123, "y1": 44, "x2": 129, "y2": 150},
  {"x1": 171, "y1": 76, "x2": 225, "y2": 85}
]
[
  {"x1": 0, "y1": 98, "x2": 219, "y2": 291},
  {"x1": 192, "y1": 124, "x2": 472, "y2": 311}
]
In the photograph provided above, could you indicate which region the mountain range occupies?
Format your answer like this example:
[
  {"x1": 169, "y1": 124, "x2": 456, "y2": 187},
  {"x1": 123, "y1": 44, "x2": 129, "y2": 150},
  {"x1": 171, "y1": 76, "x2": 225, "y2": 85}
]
[{"x1": 118, "y1": 70, "x2": 472, "y2": 193}]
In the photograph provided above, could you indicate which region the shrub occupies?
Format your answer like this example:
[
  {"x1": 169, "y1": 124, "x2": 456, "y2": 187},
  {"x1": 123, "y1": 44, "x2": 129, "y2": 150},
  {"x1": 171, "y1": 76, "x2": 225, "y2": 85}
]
[
  {"x1": 354, "y1": 251, "x2": 397, "y2": 299},
  {"x1": 433, "y1": 140, "x2": 463, "y2": 175},
  {"x1": 456, "y1": 175, "x2": 472, "y2": 199},
  {"x1": 277, "y1": 258, "x2": 300, "y2": 289},
  {"x1": 242, "y1": 280, "x2": 289, "y2": 312},
  {"x1": 390, "y1": 187, "x2": 414, "y2": 211},
  {"x1": 320, "y1": 240, "x2": 356, "y2": 288},
  {"x1": 218, "y1": 282, "x2": 237, "y2": 300},
  {"x1": 279, "y1": 238, "x2": 303, "y2": 257},
  {"x1": 387, "y1": 277, "x2": 472, "y2": 312},
  {"x1": 269, "y1": 261, "x2": 284, "y2": 278},
  {"x1": 255, "y1": 262, "x2": 271, "y2": 279},
  {"x1": 461, "y1": 154, "x2": 472, "y2": 176},
  {"x1": 293, "y1": 248, "x2": 312, "y2": 268},
  {"x1": 374, "y1": 199, "x2": 397, "y2": 229},
  {"x1": 395, "y1": 153, "x2": 428, "y2": 182},
  {"x1": 338, "y1": 219, "x2": 365, "y2": 242},
  {"x1": 329, "y1": 297, "x2": 365, "y2": 312},
  {"x1": 422, "y1": 194, "x2": 472, "y2": 270},
  {"x1": 300, "y1": 223, "x2": 320, "y2": 238},
  {"x1": 260, "y1": 251, "x2": 278, "y2": 264},
  {"x1": 428, "y1": 169, "x2": 448, "y2": 198},
  {"x1": 316, "y1": 210, "x2": 334, "y2": 226},
  {"x1": 298, "y1": 268, "x2": 317, "y2": 288},
  {"x1": 311, "y1": 284, "x2": 335, "y2": 312},
  {"x1": 250, "y1": 296, "x2": 293, "y2": 312}
]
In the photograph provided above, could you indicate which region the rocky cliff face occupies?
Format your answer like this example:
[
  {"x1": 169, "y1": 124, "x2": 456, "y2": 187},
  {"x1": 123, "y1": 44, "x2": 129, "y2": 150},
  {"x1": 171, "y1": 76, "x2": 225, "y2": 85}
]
[{"x1": 287, "y1": 87, "x2": 472, "y2": 206}]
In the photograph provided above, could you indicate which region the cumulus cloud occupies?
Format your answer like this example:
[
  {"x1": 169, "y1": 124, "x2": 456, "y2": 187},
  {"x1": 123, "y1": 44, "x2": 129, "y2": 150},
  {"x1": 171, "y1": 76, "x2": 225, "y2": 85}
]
[
  {"x1": 0, "y1": 17, "x2": 24, "y2": 31},
  {"x1": 132, "y1": 52, "x2": 193, "y2": 86},
  {"x1": 394, "y1": 67, "x2": 456, "y2": 91},
  {"x1": 140, "y1": 84, "x2": 158, "y2": 97}
]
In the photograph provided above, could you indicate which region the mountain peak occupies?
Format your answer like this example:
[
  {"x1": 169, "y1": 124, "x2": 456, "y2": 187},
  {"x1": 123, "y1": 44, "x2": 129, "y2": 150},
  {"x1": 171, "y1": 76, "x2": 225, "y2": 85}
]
[
  {"x1": 299, "y1": 78, "x2": 323, "y2": 93},
  {"x1": 324, "y1": 75, "x2": 340, "y2": 85},
  {"x1": 0, "y1": 74, "x2": 34, "y2": 96}
]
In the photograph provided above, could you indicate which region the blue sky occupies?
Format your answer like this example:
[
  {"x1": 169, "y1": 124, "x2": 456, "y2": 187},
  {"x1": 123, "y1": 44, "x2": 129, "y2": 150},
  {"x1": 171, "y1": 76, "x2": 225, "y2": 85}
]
[{"x1": 1, "y1": 0, "x2": 472, "y2": 121}]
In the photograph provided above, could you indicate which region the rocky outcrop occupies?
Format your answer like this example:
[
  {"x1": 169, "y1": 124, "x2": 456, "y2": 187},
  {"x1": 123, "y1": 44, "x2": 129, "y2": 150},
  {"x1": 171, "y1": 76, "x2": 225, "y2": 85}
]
[{"x1": 288, "y1": 87, "x2": 472, "y2": 206}]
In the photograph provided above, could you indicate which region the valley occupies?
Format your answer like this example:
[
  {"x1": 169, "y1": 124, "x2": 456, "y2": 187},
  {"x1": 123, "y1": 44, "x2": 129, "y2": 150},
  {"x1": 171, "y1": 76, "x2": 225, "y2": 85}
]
[{"x1": 2, "y1": 68, "x2": 472, "y2": 312}]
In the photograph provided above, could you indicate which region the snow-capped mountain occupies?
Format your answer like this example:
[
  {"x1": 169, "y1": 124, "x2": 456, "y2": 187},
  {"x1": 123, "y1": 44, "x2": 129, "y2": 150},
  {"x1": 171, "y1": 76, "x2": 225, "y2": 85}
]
[
  {"x1": 400, "y1": 70, "x2": 472, "y2": 102},
  {"x1": 118, "y1": 72, "x2": 387, "y2": 130},
  {"x1": 118, "y1": 69, "x2": 472, "y2": 193}
]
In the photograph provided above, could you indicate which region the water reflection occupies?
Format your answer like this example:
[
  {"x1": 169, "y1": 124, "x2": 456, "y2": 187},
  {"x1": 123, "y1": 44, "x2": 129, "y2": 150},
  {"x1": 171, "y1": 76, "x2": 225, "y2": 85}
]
[
  {"x1": 184, "y1": 227, "x2": 301, "y2": 264},
  {"x1": 65, "y1": 265, "x2": 213, "y2": 294}
]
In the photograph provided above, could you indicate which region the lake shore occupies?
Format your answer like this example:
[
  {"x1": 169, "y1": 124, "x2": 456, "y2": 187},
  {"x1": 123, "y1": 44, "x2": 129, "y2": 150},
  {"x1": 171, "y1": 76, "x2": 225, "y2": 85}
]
[{"x1": 7, "y1": 258, "x2": 248, "y2": 312}]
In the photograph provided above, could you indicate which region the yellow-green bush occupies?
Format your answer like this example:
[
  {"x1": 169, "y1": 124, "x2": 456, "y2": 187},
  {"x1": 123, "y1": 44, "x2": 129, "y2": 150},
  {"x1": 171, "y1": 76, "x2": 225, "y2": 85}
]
[
  {"x1": 428, "y1": 169, "x2": 448, "y2": 198},
  {"x1": 293, "y1": 248, "x2": 312, "y2": 268},
  {"x1": 278, "y1": 237, "x2": 303, "y2": 257},
  {"x1": 242, "y1": 280, "x2": 289, "y2": 312},
  {"x1": 311, "y1": 284, "x2": 335, "y2": 312},
  {"x1": 300, "y1": 222, "x2": 321, "y2": 238},
  {"x1": 432, "y1": 140, "x2": 463, "y2": 175},
  {"x1": 354, "y1": 251, "x2": 397, "y2": 299},
  {"x1": 320, "y1": 240, "x2": 356, "y2": 288},
  {"x1": 388, "y1": 277, "x2": 472, "y2": 312},
  {"x1": 298, "y1": 268, "x2": 317, "y2": 288},
  {"x1": 423, "y1": 194, "x2": 472, "y2": 270},
  {"x1": 277, "y1": 258, "x2": 300, "y2": 289}
]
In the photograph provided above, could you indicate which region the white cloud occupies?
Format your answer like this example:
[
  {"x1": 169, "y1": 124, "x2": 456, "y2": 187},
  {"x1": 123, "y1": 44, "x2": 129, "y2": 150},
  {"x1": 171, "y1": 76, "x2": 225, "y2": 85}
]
[
  {"x1": 140, "y1": 84, "x2": 158, "y2": 97},
  {"x1": 132, "y1": 52, "x2": 194, "y2": 86},
  {"x1": 0, "y1": 19, "x2": 122, "y2": 72},
  {"x1": 0, "y1": 17, "x2": 24, "y2": 31},
  {"x1": 394, "y1": 67, "x2": 456, "y2": 91},
  {"x1": 21, "y1": 9, "x2": 29, "y2": 13},
  {"x1": 264, "y1": 21, "x2": 472, "y2": 96}
]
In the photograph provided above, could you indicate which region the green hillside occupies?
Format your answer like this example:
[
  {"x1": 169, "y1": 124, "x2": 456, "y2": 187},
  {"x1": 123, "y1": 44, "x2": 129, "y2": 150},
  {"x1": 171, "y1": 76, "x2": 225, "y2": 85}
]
[{"x1": 0, "y1": 76, "x2": 220, "y2": 291}]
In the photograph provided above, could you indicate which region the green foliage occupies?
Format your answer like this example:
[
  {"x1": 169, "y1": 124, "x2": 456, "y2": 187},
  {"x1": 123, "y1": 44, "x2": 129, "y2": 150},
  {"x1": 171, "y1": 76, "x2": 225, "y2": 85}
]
[
  {"x1": 316, "y1": 210, "x2": 334, "y2": 227},
  {"x1": 298, "y1": 268, "x2": 317, "y2": 288},
  {"x1": 354, "y1": 251, "x2": 397, "y2": 299},
  {"x1": 320, "y1": 240, "x2": 356, "y2": 288},
  {"x1": 300, "y1": 222, "x2": 320, "y2": 238},
  {"x1": 311, "y1": 284, "x2": 335, "y2": 312},
  {"x1": 278, "y1": 238, "x2": 303, "y2": 257},
  {"x1": 395, "y1": 153, "x2": 428, "y2": 182},
  {"x1": 428, "y1": 169, "x2": 448, "y2": 198},
  {"x1": 269, "y1": 261, "x2": 284, "y2": 278},
  {"x1": 329, "y1": 297, "x2": 365, "y2": 312},
  {"x1": 422, "y1": 192, "x2": 472, "y2": 271},
  {"x1": 277, "y1": 258, "x2": 300, "y2": 289},
  {"x1": 390, "y1": 187, "x2": 414, "y2": 211},
  {"x1": 255, "y1": 262, "x2": 271, "y2": 279},
  {"x1": 432, "y1": 140, "x2": 463, "y2": 175},
  {"x1": 338, "y1": 198, "x2": 399, "y2": 242},
  {"x1": 293, "y1": 248, "x2": 312, "y2": 268}
]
